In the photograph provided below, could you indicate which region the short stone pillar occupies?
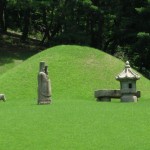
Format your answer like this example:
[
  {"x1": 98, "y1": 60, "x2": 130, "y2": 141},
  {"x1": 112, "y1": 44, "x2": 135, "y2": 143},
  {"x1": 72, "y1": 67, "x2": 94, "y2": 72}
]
[
  {"x1": 38, "y1": 61, "x2": 52, "y2": 104},
  {"x1": 0, "y1": 94, "x2": 6, "y2": 102},
  {"x1": 116, "y1": 61, "x2": 140, "y2": 102}
]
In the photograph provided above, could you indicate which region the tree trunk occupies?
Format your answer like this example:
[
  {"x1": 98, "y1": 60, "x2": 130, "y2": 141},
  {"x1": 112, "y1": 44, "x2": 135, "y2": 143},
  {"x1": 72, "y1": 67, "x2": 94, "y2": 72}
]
[
  {"x1": 0, "y1": 0, "x2": 7, "y2": 33},
  {"x1": 41, "y1": 28, "x2": 51, "y2": 45},
  {"x1": 97, "y1": 13, "x2": 103, "y2": 49},
  {"x1": 41, "y1": 7, "x2": 51, "y2": 45},
  {"x1": 21, "y1": 8, "x2": 30, "y2": 42},
  {"x1": 103, "y1": 38, "x2": 114, "y2": 52}
]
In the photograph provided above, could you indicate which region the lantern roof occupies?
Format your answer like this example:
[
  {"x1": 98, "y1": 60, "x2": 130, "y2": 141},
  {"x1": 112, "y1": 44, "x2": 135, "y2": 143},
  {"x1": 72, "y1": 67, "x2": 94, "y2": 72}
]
[{"x1": 116, "y1": 61, "x2": 140, "y2": 81}]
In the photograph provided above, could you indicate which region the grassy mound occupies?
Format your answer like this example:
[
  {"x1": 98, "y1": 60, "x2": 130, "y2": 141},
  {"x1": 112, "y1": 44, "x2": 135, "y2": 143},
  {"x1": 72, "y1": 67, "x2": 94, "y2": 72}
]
[
  {"x1": 0, "y1": 45, "x2": 150, "y2": 150},
  {"x1": 0, "y1": 45, "x2": 149, "y2": 102}
]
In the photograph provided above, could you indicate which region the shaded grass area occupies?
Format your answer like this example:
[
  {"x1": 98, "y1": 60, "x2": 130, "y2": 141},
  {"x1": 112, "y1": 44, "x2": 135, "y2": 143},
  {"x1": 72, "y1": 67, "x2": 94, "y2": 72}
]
[
  {"x1": 0, "y1": 48, "x2": 37, "y2": 75},
  {"x1": 0, "y1": 47, "x2": 37, "y2": 62},
  {"x1": 0, "y1": 45, "x2": 150, "y2": 150},
  {"x1": 0, "y1": 32, "x2": 46, "y2": 75}
]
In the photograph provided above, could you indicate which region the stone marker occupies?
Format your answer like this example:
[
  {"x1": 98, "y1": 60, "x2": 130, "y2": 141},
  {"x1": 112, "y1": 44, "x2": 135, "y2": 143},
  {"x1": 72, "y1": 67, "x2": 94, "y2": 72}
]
[
  {"x1": 116, "y1": 61, "x2": 140, "y2": 102},
  {"x1": 94, "y1": 61, "x2": 141, "y2": 102},
  {"x1": 38, "y1": 61, "x2": 51, "y2": 104},
  {"x1": 0, "y1": 94, "x2": 6, "y2": 102}
]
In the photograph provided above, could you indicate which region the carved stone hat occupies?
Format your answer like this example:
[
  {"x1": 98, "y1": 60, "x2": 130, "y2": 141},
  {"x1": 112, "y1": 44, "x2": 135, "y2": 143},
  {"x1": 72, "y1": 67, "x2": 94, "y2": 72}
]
[{"x1": 116, "y1": 61, "x2": 140, "y2": 81}]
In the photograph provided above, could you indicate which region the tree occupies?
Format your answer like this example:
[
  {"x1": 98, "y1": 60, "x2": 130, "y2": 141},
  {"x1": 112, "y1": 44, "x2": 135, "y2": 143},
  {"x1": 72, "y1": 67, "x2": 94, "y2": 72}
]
[
  {"x1": 0, "y1": 0, "x2": 7, "y2": 33},
  {"x1": 132, "y1": 1, "x2": 150, "y2": 70}
]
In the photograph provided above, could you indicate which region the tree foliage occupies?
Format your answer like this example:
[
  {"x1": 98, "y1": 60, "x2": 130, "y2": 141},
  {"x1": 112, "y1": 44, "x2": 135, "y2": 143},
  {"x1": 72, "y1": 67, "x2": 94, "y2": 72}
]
[{"x1": 0, "y1": 0, "x2": 150, "y2": 74}]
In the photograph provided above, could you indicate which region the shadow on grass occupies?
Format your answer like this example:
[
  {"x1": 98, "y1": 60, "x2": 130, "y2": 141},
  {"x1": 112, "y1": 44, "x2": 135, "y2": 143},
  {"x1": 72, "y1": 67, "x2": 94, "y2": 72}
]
[
  {"x1": 0, "y1": 48, "x2": 37, "y2": 66},
  {"x1": 0, "y1": 32, "x2": 46, "y2": 66}
]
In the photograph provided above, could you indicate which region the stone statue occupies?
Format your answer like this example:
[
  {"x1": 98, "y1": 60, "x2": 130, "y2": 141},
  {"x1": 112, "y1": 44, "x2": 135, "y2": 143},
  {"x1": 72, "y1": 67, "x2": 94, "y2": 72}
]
[
  {"x1": 38, "y1": 61, "x2": 51, "y2": 104},
  {"x1": 0, "y1": 94, "x2": 6, "y2": 102}
]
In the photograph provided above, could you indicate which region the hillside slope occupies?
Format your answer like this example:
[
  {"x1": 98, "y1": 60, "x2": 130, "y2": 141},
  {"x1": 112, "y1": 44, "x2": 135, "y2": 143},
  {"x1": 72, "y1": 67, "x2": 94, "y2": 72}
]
[{"x1": 0, "y1": 45, "x2": 149, "y2": 103}]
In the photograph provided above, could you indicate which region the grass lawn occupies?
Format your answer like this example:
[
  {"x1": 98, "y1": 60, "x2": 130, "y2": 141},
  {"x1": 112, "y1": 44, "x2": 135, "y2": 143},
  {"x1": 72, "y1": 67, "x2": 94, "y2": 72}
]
[{"x1": 0, "y1": 45, "x2": 150, "y2": 150}]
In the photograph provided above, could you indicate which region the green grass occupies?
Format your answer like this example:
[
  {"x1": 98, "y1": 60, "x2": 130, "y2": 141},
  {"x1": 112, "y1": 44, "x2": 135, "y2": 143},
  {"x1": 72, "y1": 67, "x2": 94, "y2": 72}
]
[{"x1": 0, "y1": 45, "x2": 150, "y2": 150}]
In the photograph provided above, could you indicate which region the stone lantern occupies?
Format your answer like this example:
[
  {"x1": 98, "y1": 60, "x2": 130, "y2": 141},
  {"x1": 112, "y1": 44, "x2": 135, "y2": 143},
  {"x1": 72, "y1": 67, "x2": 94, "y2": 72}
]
[{"x1": 116, "y1": 61, "x2": 140, "y2": 102}]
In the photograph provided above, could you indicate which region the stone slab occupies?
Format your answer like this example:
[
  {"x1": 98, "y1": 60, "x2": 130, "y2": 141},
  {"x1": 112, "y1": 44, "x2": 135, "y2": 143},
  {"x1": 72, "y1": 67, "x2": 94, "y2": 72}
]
[
  {"x1": 94, "y1": 90, "x2": 121, "y2": 98},
  {"x1": 94, "y1": 90, "x2": 141, "y2": 102}
]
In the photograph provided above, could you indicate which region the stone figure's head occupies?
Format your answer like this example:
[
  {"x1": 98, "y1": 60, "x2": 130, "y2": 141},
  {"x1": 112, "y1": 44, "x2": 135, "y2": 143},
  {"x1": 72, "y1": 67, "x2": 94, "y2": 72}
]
[{"x1": 39, "y1": 61, "x2": 45, "y2": 72}]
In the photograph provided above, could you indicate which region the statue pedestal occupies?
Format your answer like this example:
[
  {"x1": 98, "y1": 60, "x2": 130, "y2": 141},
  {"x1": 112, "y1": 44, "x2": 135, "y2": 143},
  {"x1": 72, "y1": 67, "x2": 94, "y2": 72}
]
[{"x1": 38, "y1": 99, "x2": 51, "y2": 105}]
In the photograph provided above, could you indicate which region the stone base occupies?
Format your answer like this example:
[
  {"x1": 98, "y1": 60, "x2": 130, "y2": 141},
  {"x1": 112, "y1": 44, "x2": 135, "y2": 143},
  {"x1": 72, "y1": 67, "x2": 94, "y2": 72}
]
[
  {"x1": 97, "y1": 97, "x2": 111, "y2": 102},
  {"x1": 121, "y1": 95, "x2": 137, "y2": 102},
  {"x1": 38, "y1": 99, "x2": 51, "y2": 105}
]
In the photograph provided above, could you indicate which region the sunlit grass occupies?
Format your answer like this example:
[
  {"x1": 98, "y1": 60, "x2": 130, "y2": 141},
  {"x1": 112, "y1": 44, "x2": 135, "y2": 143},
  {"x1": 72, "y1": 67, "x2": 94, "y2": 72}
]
[{"x1": 0, "y1": 45, "x2": 150, "y2": 150}]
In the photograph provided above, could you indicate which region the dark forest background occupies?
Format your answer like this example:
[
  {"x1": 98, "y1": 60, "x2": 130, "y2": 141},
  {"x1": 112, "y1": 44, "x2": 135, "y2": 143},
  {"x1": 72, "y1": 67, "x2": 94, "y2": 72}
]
[{"x1": 0, "y1": 0, "x2": 150, "y2": 77}]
